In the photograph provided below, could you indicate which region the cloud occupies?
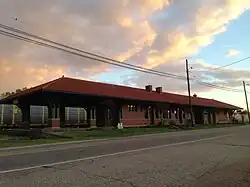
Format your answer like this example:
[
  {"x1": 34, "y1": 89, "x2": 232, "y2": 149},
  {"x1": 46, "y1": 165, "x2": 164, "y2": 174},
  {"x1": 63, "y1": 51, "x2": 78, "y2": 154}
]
[
  {"x1": 0, "y1": 0, "x2": 250, "y2": 99},
  {"x1": 0, "y1": 0, "x2": 168, "y2": 92},
  {"x1": 226, "y1": 49, "x2": 240, "y2": 57},
  {"x1": 0, "y1": 59, "x2": 68, "y2": 92},
  {"x1": 122, "y1": 0, "x2": 250, "y2": 97},
  {"x1": 141, "y1": 0, "x2": 250, "y2": 68},
  {"x1": 122, "y1": 58, "x2": 250, "y2": 95}
]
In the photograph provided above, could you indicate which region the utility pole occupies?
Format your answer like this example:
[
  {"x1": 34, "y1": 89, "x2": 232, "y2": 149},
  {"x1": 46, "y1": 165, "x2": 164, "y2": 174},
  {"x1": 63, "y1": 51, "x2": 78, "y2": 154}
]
[
  {"x1": 243, "y1": 81, "x2": 250, "y2": 123},
  {"x1": 186, "y1": 59, "x2": 193, "y2": 126}
]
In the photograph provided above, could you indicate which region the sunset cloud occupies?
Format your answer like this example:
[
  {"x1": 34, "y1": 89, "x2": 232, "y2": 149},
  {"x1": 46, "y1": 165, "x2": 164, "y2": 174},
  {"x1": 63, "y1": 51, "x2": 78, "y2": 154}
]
[
  {"x1": 226, "y1": 49, "x2": 240, "y2": 57},
  {"x1": 0, "y1": 0, "x2": 250, "y2": 97}
]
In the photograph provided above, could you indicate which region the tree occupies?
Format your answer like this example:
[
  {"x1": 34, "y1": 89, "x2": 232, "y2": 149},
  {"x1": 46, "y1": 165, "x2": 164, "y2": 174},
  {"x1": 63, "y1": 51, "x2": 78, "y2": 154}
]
[
  {"x1": 0, "y1": 87, "x2": 29, "y2": 99},
  {"x1": 241, "y1": 110, "x2": 249, "y2": 115},
  {"x1": 16, "y1": 89, "x2": 22, "y2": 93}
]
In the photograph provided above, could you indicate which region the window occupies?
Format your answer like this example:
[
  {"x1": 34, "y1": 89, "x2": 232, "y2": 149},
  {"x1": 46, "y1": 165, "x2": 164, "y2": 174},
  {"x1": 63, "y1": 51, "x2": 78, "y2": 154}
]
[
  {"x1": 128, "y1": 105, "x2": 137, "y2": 112},
  {"x1": 128, "y1": 105, "x2": 132, "y2": 112},
  {"x1": 134, "y1": 105, "x2": 138, "y2": 112}
]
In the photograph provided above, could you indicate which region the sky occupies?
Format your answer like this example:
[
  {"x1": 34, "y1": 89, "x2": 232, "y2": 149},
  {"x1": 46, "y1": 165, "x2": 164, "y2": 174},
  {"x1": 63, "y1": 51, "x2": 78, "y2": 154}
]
[{"x1": 0, "y1": 0, "x2": 250, "y2": 109}]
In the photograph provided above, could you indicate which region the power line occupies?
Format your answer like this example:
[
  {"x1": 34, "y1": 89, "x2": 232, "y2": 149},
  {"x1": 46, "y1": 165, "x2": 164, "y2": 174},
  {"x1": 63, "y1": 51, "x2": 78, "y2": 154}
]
[
  {"x1": 191, "y1": 75, "x2": 241, "y2": 91},
  {"x1": 0, "y1": 23, "x2": 187, "y2": 80},
  {"x1": 203, "y1": 56, "x2": 250, "y2": 72},
  {"x1": 191, "y1": 75, "x2": 246, "y2": 93},
  {"x1": 0, "y1": 29, "x2": 187, "y2": 81},
  {"x1": 0, "y1": 23, "x2": 245, "y2": 93}
]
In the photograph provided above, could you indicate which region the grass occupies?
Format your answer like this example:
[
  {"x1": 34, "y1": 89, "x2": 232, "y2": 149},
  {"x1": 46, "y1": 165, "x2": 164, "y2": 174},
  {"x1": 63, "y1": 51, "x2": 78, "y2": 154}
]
[
  {"x1": 0, "y1": 123, "x2": 249, "y2": 148},
  {"x1": 193, "y1": 123, "x2": 249, "y2": 130},
  {"x1": 0, "y1": 127, "x2": 175, "y2": 148},
  {"x1": 0, "y1": 138, "x2": 69, "y2": 149},
  {"x1": 52, "y1": 127, "x2": 176, "y2": 140}
]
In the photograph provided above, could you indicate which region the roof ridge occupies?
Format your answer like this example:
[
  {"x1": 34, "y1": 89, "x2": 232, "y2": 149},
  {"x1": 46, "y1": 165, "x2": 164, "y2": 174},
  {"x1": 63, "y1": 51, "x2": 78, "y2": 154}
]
[
  {"x1": 63, "y1": 77, "x2": 190, "y2": 96},
  {"x1": 42, "y1": 76, "x2": 64, "y2": 90}
]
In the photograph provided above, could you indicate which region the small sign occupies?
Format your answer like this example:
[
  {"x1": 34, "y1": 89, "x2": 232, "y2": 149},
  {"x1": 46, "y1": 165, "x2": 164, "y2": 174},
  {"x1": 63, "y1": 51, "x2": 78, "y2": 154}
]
[{"x1": 117, "y1": 123, "x2": 124, "y2": 130}]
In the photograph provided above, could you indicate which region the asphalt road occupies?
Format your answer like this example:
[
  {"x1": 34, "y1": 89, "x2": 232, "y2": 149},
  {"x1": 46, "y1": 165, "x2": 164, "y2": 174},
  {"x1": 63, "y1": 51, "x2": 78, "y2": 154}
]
[{"x1": 0, "y1": 126, "x2": 250, "y2": 187}]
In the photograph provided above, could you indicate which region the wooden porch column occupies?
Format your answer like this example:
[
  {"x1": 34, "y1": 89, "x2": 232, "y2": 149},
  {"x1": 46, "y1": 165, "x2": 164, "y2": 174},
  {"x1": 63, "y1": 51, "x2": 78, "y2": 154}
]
[
  {"x1": 111, "y1": 103, "x2": 121, "y2": 127},
  {"x1": 150, "y1": 106, "x2": 155, "y2": 125},
  {"x1": 59, "y1": 104, "x2": 65, "y2": 127},
  {"x1": 48, "y1": 104, "x2": 60, "y2": 129},
  {"x1": 96, "y1": 104, "x2": 105, "y2": 127},
  {"x1": 86, "y1": 108, "x2": 92, "y2": 127},
  {"x1": 19, "y1": 104, "x2": 30, "y2": 129}
]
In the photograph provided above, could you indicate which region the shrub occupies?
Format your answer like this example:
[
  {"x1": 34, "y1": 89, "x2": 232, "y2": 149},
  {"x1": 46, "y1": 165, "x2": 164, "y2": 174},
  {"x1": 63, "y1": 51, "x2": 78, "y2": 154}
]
[
  {"x1": 184, "y1": 119, "x2": 192, "y2": 127},
  {"x1": 156, "y1": 119, "x2": 170, "y2": 127},
  {"x1": 168, "y1": 119, "x2": 177, "y2": 126}
]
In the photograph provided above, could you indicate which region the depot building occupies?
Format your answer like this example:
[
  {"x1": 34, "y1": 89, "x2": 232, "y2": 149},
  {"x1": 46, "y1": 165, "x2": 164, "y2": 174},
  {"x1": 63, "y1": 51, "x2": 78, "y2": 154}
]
[{"x1": 0, "y1": 77, "x2": 240, "y2": 128}]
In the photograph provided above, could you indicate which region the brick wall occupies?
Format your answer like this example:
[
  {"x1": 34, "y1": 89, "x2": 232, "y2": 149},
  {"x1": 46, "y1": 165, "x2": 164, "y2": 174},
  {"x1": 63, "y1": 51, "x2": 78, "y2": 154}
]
[
  {"x1": 121, "y1": 105, "x2": 150, "y2": 127},
  {"x1": 120, "y1": 105, "x2": 188, "y2": 127}
]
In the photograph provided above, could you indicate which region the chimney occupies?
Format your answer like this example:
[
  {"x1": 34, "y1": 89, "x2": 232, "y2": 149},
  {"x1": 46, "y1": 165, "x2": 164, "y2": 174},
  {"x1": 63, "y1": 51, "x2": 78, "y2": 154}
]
[
  {"x1": 156, "y1": 87, "x2": 162, "y2": 93},
  {"x1": 145, "y1": 85, "x2": 152, "y2": 92}
]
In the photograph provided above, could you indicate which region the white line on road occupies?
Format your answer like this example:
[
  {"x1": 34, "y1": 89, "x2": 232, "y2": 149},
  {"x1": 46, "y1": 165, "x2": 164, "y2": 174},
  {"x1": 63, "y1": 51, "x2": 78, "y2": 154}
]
[{"x1": 0, "y1": 134, "x2": 231, "y2": 175}]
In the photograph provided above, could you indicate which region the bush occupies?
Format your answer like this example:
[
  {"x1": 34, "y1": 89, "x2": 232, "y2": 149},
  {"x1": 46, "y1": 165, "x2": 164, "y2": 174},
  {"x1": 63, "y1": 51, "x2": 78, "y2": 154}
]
[
  {"x1": 0, "y1": 129, "x2": 44, "y2": 139},
  {"x1": 156, "y1": 119, "x2": 170, "y2": 127},
  {"x1": 168, "y1": 119, "x2": 177, "y2": 126},
  {"x1": 184, "y1": 119, "x2": 192, "y2": 127}
]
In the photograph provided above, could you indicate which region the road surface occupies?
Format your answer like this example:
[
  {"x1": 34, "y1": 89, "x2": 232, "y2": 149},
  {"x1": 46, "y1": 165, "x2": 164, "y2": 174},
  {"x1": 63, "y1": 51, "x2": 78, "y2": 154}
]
[{"x1": 0, "y1": 126, "x2": 250, "y2": 186}]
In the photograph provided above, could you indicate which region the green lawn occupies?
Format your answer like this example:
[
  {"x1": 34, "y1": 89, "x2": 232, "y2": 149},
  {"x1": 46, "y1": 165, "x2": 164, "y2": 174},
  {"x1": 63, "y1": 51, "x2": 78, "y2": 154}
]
[
  {"x1": 0, "y1": 123, "x2": 248, "y2": 148},
  {"x1": 0, "y1": 127, "x2": 176, "y2": 148},
  {"x1": 52, "y1": 127, "x2": 176, "y2": 140}
]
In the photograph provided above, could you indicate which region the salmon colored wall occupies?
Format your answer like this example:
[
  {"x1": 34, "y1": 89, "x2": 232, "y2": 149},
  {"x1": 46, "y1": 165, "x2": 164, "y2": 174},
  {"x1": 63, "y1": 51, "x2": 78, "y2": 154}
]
[
  {"x1": 121, "y1": 105, "x2": 150, "y2": 127},
  {"x1": 120, "y1": 105, "x2": 188, "y2": 126}
]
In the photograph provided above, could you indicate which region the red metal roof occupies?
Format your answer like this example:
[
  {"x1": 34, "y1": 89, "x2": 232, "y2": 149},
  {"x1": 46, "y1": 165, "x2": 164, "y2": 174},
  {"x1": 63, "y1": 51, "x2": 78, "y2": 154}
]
[{"x1": 1, "y1": 77, "x2": 240, "y2": 109}]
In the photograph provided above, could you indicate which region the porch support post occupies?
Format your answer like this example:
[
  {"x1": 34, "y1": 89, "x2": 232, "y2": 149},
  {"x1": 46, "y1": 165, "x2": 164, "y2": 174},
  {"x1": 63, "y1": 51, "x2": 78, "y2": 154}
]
[
  {"x1": 48, "y1": 104, "x2": 60, "y2": 129},
  {"x1": 96, "y1": 104, "x2": 105, "y2": 127},
  {"x1": 86, "y1": 108, "x2": 92, "y2": 127},
  {"x1": 19, "y1": 104, "x2": 30, "y2": 129},
  {"x1": 59, "y1": 104, "x2": 65, "y2": 127},
  {"x1": 111, "y1": 103, "x2": 121, "y2": 127},
  {"x1": 150, "y1": 106, "x2": 155, "y2": 125}
]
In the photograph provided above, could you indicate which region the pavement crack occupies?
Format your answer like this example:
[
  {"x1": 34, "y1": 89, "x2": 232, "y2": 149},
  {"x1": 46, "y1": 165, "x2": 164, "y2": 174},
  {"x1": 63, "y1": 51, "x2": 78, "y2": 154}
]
[
  {"x1": 181, "y1": 158, "x2": 227, "y2": 187},
  {"x1": 79, "y1": 169, "x2": 138, "y2": 187},
  {"x1": 42, "y1": 165, "x2": 53, "y2": 169},
  {"x1": 210, "y1": 142, "x2": 250, "y2": 148},
  {"x1": 42, "y1": 164, "x2": 76, "y2": 171}
]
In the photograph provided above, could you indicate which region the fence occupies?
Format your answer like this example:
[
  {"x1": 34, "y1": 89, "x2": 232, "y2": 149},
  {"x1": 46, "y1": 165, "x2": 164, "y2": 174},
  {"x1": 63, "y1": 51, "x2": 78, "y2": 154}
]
[{"x1": 0, "y1": 104, "x2": 87, "y2": 127}]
